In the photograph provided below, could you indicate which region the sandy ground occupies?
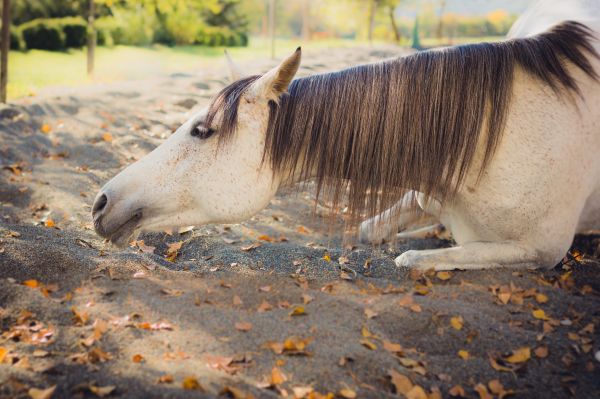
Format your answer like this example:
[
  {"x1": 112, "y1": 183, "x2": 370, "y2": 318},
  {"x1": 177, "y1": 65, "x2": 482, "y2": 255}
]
[{"x1": 0, "y1": 45, "x2": 599, "y2": 399}]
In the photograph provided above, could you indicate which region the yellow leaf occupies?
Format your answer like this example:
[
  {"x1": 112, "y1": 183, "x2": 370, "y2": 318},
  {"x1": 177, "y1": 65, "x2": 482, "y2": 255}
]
[
  {"x1": 436, "y1": 271, "x2": 452, "y2": 281},
  {"x1": 450, "y1": 316, "x2": 464, "y2": 330},
  {"x1": 360, "y1": 338, "x2": 377, "y2": 350},
  {"x1": 102, "y1": 133, "x2": 113, "y2": 142},
  {"x1": 323, "y1": 253, "x2": 331, "y2": 262},
  {"x1": 532, "y1": 309, "x2": 550, "y2": 320},
  {"x1": 458, "y1": 349, "x2": 470, "y2": 360},
  {"x1": 449, "y1": 385, "x2": 465, "y2": 397},
  {"x1": 45, "y1": 219, "x2": 55, "y2": 228},
  {"x1": 289, "y1": 306, "x2": 306, "y2": 316},
  {"x1": 505, "y1": 347, "x2": 531, "y2": 364},
  {"x1": 89, "y1": 385, "x2": 116, "y2": 397},
  {"x1": 271, "y1": 367, "x2": 287, "y2": 385},
  {"x1": 28, "y1": 386, "x2": 56, "y2": 399},
  {"x1": 182, "y1": 376, "x2": 203, "y2": 391},
  {"x1": 339, "y1": 388, "x2": 357, "y2": 398},
  {"x1": 40, "y1": 124, "x2": 52, "y2": 134},
  {"x1": 535, "y1": 293, "x2": 549, "y2": 304}
]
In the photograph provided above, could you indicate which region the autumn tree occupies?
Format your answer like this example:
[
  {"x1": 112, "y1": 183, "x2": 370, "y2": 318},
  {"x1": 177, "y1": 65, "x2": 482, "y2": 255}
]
[{"x1": 1, "y1": 0, "x2": 9, "y2": 103}]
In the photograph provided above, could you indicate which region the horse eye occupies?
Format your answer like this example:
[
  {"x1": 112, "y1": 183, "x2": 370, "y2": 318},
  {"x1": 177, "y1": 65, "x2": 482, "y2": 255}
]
[{"x1": 191, "y1": 125, "x2": 215, "y2": 140}]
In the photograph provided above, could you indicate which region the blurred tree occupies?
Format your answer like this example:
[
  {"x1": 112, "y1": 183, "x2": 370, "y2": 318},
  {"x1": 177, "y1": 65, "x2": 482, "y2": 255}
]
[
  {"x1": 1, "y1": 0, "x2": 9, "y2": 103},
  {"x1": 411, "y1": 16, "x2": 420, "y2": 49}
]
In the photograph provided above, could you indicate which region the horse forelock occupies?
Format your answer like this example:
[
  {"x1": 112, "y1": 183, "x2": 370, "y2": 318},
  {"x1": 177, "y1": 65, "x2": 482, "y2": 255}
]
[
  {"x1": 262, "y1": 21, "x2": 599, "y2": 226},
  {"x1": 205, "y1": 75, "x2": 261, "y2": 144}
]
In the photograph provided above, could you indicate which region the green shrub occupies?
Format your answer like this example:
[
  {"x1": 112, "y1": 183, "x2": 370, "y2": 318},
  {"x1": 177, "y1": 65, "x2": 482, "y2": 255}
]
[
  {"x1": 20, "y1": 19, "x2": 65, "y2": 50},
  {"x1": 196, "y1": 27, "x2": 247, "y2": 47},
  {"x1": 9, "y1": 27, "x2": 23, "y2": 50},
  {"x1": 60, "y1": 17, "x2": 87, "y2": 48}
]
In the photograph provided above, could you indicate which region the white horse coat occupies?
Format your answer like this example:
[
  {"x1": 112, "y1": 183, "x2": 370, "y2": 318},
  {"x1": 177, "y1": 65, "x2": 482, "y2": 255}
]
[{"x1": 93, "y1": 0, "x2": 600, "y2": 271}]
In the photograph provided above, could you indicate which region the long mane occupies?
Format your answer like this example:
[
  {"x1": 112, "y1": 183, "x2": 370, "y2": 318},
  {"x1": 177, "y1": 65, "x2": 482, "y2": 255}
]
[{"x1": 208, "y1": 21, "x2": 599, "y2": 225}]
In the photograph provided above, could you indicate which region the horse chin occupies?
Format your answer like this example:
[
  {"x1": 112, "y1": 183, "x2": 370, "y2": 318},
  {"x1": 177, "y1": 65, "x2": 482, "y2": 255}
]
[{"x1": 109, "y1": 227, "x2": 140, "y2": 248}]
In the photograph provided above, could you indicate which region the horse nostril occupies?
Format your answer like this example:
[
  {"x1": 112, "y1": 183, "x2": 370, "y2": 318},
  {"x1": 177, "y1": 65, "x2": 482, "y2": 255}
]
[{"x1": 93, "y1": 194, "x2": 108, "y2": 216}]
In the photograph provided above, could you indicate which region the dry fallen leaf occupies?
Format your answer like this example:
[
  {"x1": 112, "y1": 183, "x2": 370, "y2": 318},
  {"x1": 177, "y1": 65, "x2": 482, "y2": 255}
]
[
  {"x1": 235, "y1": 322, "x2": 252, "y2": 332},
  {"x1": 364, "y1": 308, "x2": 378, "y2": 319},
  {"x1": 406, "y1": 385, "x2": 428, "y2": 399},
  {"x1": 383, "y1": 340, "x2": 403, "y2": 354},
  {"x1": 289, "y1": 306, "x2": 306, "y2": 316},
  {"x1": 132, "y1": 354, "x2": 144, "y2": 363},
  {"x1": 458, "y1": 349, "x2": 470, "y2": 360},
  {"x1": 28, "y1": 386, "x2": 56, "y2": 399},
  {"x1": 535, "y1": 293, "x2": 549, "y2": 304},
  {"x1": 389, "y1": 369, "x2": 412, "y2": 395},
  {"x1": 474, "y1": 383, "x2": 492, "y2": 399},
  {"x1": 156, "y1": 374, "x2": 174, "y2": 384},
  {"x1": 182, "y1": 377, "x2": 204, "y2": 391},
  {"x1": 534, "y1": 345, "x2": 549, "y2": 358},
  {"x1": 23, "y1": 279, "x2": 40, "y2": 288},
  {"x1": 449, "y1": 385, "x2": 465, "y2": 397},
  {"x1": 89, "y1": 385, "x2": 116, "y2": 397},
  {"x1": 450, "y1": 316, "x2": 464, "y2": 330},
  {"x1": 360, "y1": 338, "x2": 377, "y2": 350},
  {"x1": 505, "y1": 347, "x2": 531, "y2": 364},
  {"x1": 532, "y1": 309, "x2": 550, "y2": 320},
  {"x1": 102, "y1": 133, "x2": 113, "y2": 142},
  {"x1": 271, "y1": 367, "x2": 287, "y2": 385},
  {"x1": 436, "y1": 271, "x2": 452, "y2": 281},
  {"x1": 165, "y1": 241, "x2": 183, "y2": 262},
  {"x1": 339, "y1": 388, "x2": 357, "y2": 398},
  {"x1": 71, "y1": 307, "x2": 89, "y2": 326}
]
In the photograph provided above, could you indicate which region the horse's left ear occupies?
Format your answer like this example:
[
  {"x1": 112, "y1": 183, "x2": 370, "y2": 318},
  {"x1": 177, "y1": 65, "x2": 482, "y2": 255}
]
[{"x1": 248, "y1": 47, "x2": 301, "y2": 101}]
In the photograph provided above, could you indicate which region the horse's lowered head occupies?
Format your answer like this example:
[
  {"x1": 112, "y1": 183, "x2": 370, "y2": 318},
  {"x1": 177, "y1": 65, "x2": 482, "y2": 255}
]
[{"x1": 92, "y1": 48, "x2": 302, "y2": 246}]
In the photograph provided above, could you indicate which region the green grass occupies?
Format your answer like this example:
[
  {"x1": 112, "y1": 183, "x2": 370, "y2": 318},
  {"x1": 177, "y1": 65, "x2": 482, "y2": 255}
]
[{"x1": 8, "y1": 36, "x2": 503, "y2": 100}]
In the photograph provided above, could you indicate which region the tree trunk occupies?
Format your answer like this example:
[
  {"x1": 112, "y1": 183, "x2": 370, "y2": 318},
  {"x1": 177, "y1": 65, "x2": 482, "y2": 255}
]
[
  {"x1": 367, "y1": 0, "x2": 376, "y2": 44},
  {"x1": 436, "y1": 0, "x2": 447, "y2": 40},
  {"x1": 0, "y1": 0, "x2": 10, "y2": 103},
  {"x1": 389, "y1": 5, "x2": 400, "y2": 43},
  {"x1": 268, "y1": 0, "x2": 275, "y2": 59},
  {"x1": 301, "y1": 0, "x2": 310, "y2": 41},
  {"x1": 87, "y1": 0, "x2": 96, "y2": 77}
]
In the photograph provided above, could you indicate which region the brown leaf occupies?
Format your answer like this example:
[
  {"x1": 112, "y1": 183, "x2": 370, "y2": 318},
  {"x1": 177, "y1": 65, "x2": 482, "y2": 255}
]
[
  {"x1": 259, "y1": 285, "x2": 272, "y2": 292},
  {"x1": 389, "y1": 369, "x2": 412, "y2": 395},
  {"x1": 474, "y1": 383, "x2": 492, "y2": 399},
  {"x1": 182, "y1": 377, "x2": 204, "y2": 391},
  {"x1": 241, "y1": 242, "x2": 262, "y2": 251},
  {"x1": 436, "y1": 271, "x2": 452, "y2": 281},
  {"x1": 235, "y1": 322, "x2": 252, "y2": 332},
  {"x1": 161, "y1": 288, "x2": 183, "y2": 297},
  {"x1": 132, "y1": 354, "x2": 144, "y2": 363},
  {"x1": 383, "y1": 341, "x2": 403, "y2": 354},
  {"x1": 271, "y1": 367, "x2": 287, "y2": 385},
  {"x1": 534, "y1": 346, "x2": 549, "y2": 358},
  {"x1": 449, "y1": 385, "x2": 465, "y2": 397},
  {"x1": 71, "y1": 307, "x2": 89, "y2": 326},
  {"x1": 258, "y1": 301, "x2": 273, "y2": 312},
  {"x1": 364, "y1": 308, "x2": 378, "y2": 319},
  {"x1": 406, "y1": 385, "x2": 428, "y2": 399},
  {"x1": 301, "y1": 294, "x2": 314, "y2": 304},
  {"x1": 156, "y1": 374, "x2": 174, "y2": 384},
  {"x1": 28, "y1": 386, "x2": 56, "y2": 399},
  {"x1": 360, "y1": 338, "x2": 377, "y2": 350},
  {"x1": 339, "y1": 388, "x2": 357, "y2": 398},
  {"x1": 89, "y1": 385, "x2": 116, "y2": 397}
]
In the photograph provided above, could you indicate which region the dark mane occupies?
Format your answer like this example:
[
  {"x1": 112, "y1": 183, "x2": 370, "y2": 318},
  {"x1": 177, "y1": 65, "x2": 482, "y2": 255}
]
[{"x1": 207, "y1": 21, "x2": 599, "y2": 225}]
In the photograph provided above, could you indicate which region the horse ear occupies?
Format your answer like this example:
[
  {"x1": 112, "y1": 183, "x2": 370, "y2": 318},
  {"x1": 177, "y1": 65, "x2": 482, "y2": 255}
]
[
  {"x1": 224, "y1": 49, "x2": 243, "y2": 82},
  {"x1": 249, "y1": 47, "x2": 301, "y2": 101}
]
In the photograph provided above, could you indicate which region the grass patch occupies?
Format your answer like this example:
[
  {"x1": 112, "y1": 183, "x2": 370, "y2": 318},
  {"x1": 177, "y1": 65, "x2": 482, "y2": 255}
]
[{"x1": 8, "y1": 36, "x2": 503, "y2": 100}]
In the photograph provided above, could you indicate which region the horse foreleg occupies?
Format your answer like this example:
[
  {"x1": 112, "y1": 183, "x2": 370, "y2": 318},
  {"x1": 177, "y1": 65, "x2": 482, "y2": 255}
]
[
  {"x1": 359, "y1": 191, "x2": 422, "y2": 244},
  {"x1": 395, "y1": 241, "x2": 540, "y2": 271}
]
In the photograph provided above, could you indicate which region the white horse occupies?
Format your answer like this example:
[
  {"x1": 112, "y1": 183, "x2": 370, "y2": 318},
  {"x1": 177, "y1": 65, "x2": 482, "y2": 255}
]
[{"x1": 92, "y1": 0, "x2": 600, "y2": 271}]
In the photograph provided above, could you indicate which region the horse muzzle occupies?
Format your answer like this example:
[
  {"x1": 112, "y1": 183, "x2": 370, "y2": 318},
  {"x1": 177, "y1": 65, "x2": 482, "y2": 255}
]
[{"x1": 92, "y1": 190, "x2": 143, "y2": 247}]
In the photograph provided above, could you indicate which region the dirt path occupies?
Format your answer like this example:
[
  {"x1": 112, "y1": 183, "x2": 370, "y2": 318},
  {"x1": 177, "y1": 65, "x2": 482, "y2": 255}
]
[{"x1": 0, "y1": 45, "x2": 599, "y2": 399}]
